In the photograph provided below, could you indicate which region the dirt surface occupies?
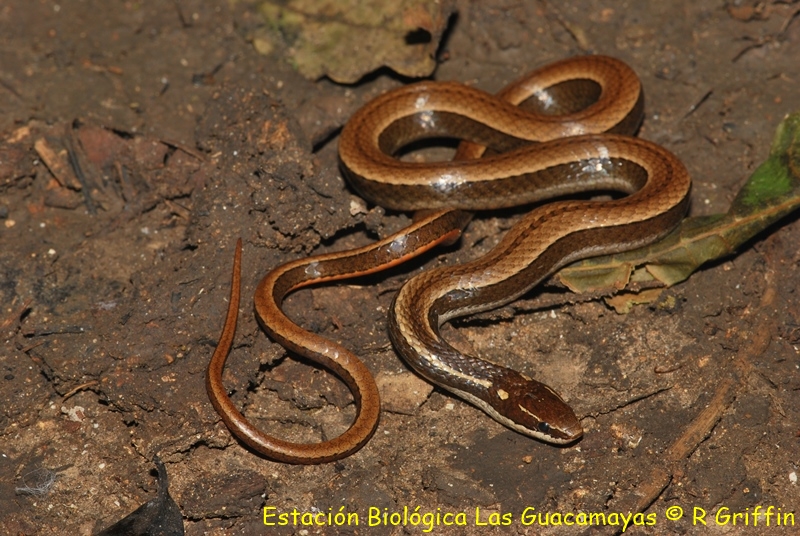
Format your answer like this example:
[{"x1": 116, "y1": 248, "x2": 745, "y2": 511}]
[{"x1": 1, "y1": 1, "x2": 799, "y2": 534}]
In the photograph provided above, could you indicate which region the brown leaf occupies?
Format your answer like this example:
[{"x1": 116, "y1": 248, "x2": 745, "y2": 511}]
[{"x1": 255, "y1": 0, "x2": 457, "y2": 83}]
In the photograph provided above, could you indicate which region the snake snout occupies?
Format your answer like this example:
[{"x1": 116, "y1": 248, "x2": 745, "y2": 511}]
[{"x1": 499, "y1": 378, "x2": 583, "y2": 444}]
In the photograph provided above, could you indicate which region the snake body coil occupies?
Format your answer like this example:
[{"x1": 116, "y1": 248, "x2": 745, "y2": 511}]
[{"x1": 207, "y1": 56, "x2": 691, "y2": 462}]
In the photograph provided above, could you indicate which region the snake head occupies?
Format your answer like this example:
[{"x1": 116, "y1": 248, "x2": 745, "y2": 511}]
[{"x1": 488, "y1": 373, "x2": 583, "y2": 444}]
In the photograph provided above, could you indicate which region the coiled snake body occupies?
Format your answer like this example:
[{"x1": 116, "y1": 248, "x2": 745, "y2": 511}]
[{"x1": 207, "y1": 56, "x2": 691, "y2": 463}]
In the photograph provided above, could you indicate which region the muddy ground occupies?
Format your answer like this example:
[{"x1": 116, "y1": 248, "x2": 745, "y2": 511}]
[{"x1": 1, "y1": 1, "x2": 799, "y2": 535}]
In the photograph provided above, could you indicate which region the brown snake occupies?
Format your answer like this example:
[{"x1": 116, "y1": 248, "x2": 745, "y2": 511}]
[{"x1": 207, "y1": 55, "x2": 691, "y2": 463}]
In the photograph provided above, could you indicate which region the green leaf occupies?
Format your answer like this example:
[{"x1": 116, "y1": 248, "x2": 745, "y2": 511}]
[{"x1": 558, "y1": 112, "x2": 800, "y2": 303}]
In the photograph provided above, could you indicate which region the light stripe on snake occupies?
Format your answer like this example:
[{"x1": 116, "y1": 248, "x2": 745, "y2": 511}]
[{"x1": 207, "y1": 55, "x2": 691, "y2": 463}]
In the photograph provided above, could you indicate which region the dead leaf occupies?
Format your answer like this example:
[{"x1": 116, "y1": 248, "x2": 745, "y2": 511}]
[
  {"x1": 255, "y1": 0, "x2": 457, "y2": 83},
  {"x1": 558, "y1": 111, "x2": 800, "y2": 307}
]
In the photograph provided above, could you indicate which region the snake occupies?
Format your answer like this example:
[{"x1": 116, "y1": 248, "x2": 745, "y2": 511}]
[{"x1": 207, "y1": 55, "x2": 692, "y2": 463}]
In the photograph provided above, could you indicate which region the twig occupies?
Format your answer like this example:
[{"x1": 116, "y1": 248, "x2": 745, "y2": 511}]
[
  {"x1": 597, "y1": 271, "x2": 776, "y2": 535},
  {"x1": 62, "y1": 380, "x2": 100, "y2": 401},
  {"x1": 1, "y1": 298, "x2": 31, "y2": 330}
]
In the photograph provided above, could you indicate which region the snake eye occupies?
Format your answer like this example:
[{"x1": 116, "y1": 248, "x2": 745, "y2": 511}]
[{"x1": 537, "y1": 422, "x2": 551, "y2": 434}]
